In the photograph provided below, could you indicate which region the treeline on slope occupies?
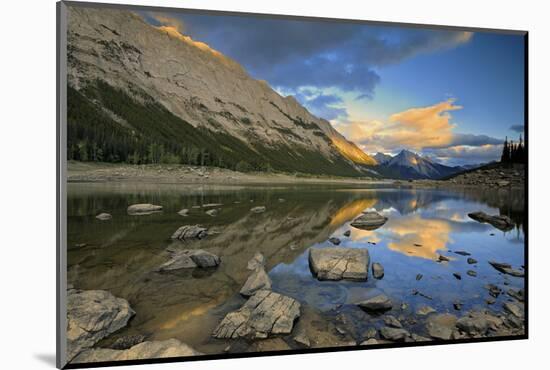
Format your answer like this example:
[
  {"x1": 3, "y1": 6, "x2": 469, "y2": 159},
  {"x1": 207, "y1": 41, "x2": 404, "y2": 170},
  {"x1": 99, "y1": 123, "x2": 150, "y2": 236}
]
[
  {"x1": 67, "y1": 79, "x2": 362, "y2": 177},
  {"x1": 500, "y1": 135, "x2": 526, "y2": 164}
]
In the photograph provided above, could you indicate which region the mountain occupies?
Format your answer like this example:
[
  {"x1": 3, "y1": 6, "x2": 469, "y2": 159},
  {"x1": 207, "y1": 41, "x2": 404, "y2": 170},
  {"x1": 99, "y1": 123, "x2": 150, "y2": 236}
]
[
  {"x1": 65, "y1": 6, "x2": 377, "y2": 177},
  {"x1": 376, "y1": 149, "x2": 461, "y2": 179},
  {"x1": 373, "y1": 152, "x2": 393, "y2": 165}
]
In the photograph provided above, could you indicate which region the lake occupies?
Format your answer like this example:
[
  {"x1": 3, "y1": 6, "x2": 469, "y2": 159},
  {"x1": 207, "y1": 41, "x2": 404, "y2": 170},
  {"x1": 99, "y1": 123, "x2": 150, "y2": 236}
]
[{"x1": 67, "y1": 182, "x2": 525, "y2": 354}]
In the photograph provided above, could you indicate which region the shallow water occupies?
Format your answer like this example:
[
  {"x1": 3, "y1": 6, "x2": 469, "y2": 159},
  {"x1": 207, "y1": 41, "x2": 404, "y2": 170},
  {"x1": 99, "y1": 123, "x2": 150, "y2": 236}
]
[{"x1": 67, "y1": 182, "x2": 525, "y2": 354}]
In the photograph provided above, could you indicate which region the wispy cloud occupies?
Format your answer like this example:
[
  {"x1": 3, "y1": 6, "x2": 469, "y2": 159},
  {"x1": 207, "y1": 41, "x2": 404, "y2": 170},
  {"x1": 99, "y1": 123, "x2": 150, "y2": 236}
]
[{"x1": 510, "y1": 124, "x2": 525, "y2": 133}]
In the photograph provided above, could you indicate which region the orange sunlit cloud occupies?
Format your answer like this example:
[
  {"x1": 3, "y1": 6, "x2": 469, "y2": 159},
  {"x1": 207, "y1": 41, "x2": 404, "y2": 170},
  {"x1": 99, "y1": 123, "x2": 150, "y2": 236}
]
[{"x1": 340, "y1": 99, "x2": 463, "y2": 152}]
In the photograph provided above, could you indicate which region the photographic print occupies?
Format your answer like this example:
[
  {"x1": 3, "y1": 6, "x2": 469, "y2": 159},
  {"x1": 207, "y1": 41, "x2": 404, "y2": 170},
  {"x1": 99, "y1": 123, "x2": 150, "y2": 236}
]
[{"x1": 58, "y1": 1, "x2": 527, "y2": 368}]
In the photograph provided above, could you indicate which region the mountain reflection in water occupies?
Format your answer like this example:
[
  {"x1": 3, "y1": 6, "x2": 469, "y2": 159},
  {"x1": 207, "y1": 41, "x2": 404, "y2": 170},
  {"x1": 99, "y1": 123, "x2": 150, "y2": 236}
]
[{"x1": 67, "y1": 183, "x2": 524, "y2": 353}]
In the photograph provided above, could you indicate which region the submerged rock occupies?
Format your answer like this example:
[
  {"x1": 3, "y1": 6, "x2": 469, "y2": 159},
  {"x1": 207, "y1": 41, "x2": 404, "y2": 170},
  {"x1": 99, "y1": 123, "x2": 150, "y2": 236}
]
[
  {"x1": 488, "y1": 261, "x2": 524, "y2": 277},
  {"x1": 329, "y1": 237, "x2": 341, "y2": 245},
  {"x1": 177, "y1": 208, "x2": 189, "y2": 216},
  {"x1": 379, "y1": 327, "x2": 410, "y2": 341},
  {"x1": 468, "y1": 211, "x2": 514, "y2": 231},
  {"x1": 73, "y1": 339, "x2": 201, "y2": 363},
  {"x1": 67, "y1": 289, "x2": 135, "y2": 361},
  {"x1": 127, "y1": 203, "x2": 162, "y2": 215},
  {"x1": 507, "y1": 288, "x2": 525, "y2": 302},
  {"x1": 372, "y1": 262, "x2": 384, "y2": 279},
  {"x1": 425, "y1": 314, "x2": 457, "y2": 340},
  {"x1": 247, "y1": 252, "x2": 265, "y2": 270},
  {"x1": 250, "y1": 206, "x2": 266, "y2": 213},
  {"x1": 454, "y1": 250, "x2": 471, "y2": 256},
  {"x1": 437, "y1": 254, "x2": 451, "y2": 262},
  {"x1": 309, "y1": 247, "x2": 369, "y2": 281},
  {"x1": 383, "y1": 315, "x2": 402, "y2": 328},
  {"x1": 357, "y1": 294, "x2": 393, "y2": 312},
  {"x1": 109, "y1": 334, "x2": 147, "y2": 350},
  {"x1": 503, "y1": 302, "x2": 524, "y2": 318},
  {"x1": 95, "y1": 213, "x2": 112, "y2": 220},
  {"x1": 240, "y1": 267, "x2": 272, "y2": 297},
  {"x1": 212, "y1": 290, "x2": 301, "y2": 339},
  {"x1": 343, "y1": 230, "x2": 351, "y2": 237},
  {"x1": 157, "y1": 249, "x2": 220, "y2": 271},
  {"x1": 467, "y1": 270, "x2": 477, "y2": 277},
  {"x1": 416, "y1": 305, "x2": 436, "y2": 316},
  {"x1": 467, "y1": 257, "x2": 478, "y2": 264},
  {"x1": 171, "y1": 225, "x2": 208, "y2": 240},
  {"x1": 350, "y1": 211, "x2": 388, "y2": 231}
]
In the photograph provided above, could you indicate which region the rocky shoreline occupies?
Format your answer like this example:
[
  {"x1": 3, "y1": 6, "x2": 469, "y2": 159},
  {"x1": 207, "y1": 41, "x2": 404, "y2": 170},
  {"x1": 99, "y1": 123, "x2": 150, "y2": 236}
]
[{"x1": 67, "y1": 206, "x2": 525, "y2": 363}]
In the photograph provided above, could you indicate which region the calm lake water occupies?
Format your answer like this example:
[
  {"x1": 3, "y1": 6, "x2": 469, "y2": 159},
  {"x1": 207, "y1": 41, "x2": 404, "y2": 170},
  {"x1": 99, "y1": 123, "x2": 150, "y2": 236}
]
[{"x1": 67, "y1": 182, "x2": 525, "y2": 353}]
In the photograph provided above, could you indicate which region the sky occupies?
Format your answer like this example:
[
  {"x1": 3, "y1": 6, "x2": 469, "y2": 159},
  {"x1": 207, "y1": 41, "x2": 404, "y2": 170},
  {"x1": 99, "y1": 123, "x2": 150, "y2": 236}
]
[{"x1": 140, "y1": 11, "x2": 525, "y2": 166}]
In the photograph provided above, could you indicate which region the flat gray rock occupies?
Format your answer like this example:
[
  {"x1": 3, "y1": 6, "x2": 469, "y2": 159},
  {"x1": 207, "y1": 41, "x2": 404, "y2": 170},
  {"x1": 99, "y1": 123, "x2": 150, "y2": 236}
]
[
  {"x1": 350, "y1": 211, "x2": 388, "y2": 231},
  {"x1": 127, "y1": 203, "x2": 162, "y2": 215},
  {"x1": 95, "y1": 213, "x2": 112, "y2": 220},
  {"x1": 67, "y1": 289, "x2": 135, "y2": 361},
  {"x1": 250, "y1": 206, "x2": 266, "y2": 213},
  {"x1": 157, "y1": 249, "x2": 220, "y2": 271},
  {"x1": 171, "y1": 225, "x2": 208, "y2": 240},
  {"x1": 177, "y1": 208, "x2": 189, "y2": 216},
  {"x1": 357, "y1": 294, "x2": 393, "y2": 312},
  {"x1": 212, "y1": 290, "x2": 300, "y2": 339},
  {"x1": 73, "y1": 339, "x2": 201, "y2": 363},
  {"x1": 309, "y1": 247, "x2": 369, "y2": 281},
  {"x1": 379, "y1": 327, "x2": 410, "y2": 341},
  {"x1": 425, "y1": 314, "x2": 457, "y2": 340},
  {"x1": 488, "y1": 261, "x2": 524, "y2": 277}
]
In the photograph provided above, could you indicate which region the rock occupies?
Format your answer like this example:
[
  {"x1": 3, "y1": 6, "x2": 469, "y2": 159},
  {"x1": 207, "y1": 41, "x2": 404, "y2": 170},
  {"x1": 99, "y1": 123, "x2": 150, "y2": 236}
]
[
  {"x1": 503, "y1": 302, "x2": 523, "y2": 318},
  {"x1": 361, "y1": 338, "x2": 379, "y2": 345},
  {"x1": 416, "y1": 305, "x2": 436, "y2": 316},
  {"x1": 110, "y1": 334, "x2": 147, "y2": 350},
  {"x1": 468, "y1": 211, "x2": 514, "y2": 231},
  {"x1": 177, "y1": 208, "x2": 189, "y2": 216},
  {"x1": 73, "y1": 339, "x2": 201, "y2": 363},
  {"x1": 467, "y1": 257, "x2": 478, "y2": 264},
  {"x1": 372, "y1": 262, "x2": 384, "y2": 279},
  {"x1": 278, "y1": 198, "x2": 286, "y2": 203},
  {"x1": 67, "y1": 289, "x2": 135, "y2": 361},
  {"x1": 308, "y1": 247, "x2": 369, "y2": 281},
  {"x1": 486, "y1": 298, "x2": 496, "y2": 305},
  {"x1": 328, "y1": 237, "x2": 341, "y2": 245},
  {"x1": 456, "y1": 315, "x2": 489, "y2": 335},
  {"x1": 247, "y1": 252, "x2": 265, "y2": 270},
  {"x1": 416, "y1": 274, "x2": 423, "y2": 281},
  {"x1": 363, "y1": 327, "x2": 377, "y2": 339},
  {"x1": 437, "y1": 254, "x2": 450, "y2": 262},
  {"x1": 357, "y1": 294, "x2": 393, "y2": 312},
  {"x1": 157, "y1": 249, "x2": 220, "y2": 271},
  {"x1": 507, "y1": 288, "x2": 525, "y2": 302},
  {"x1": 350, "y1": 211, "x2": 388, "y2": 231},
  {"x1": 486, "y1": 284, "x2": 502, "y2": 298},
  {"x1": 453, "y1": 301, "x2": 463, "y2": 310},
  {"x1": 426, "y1": 314, "x2": 457, "y2": 340},
  {"x1": 411, "y1": 334, "x2": 431, "y2": 342},
  {"x1": 250, "y1": 206, "x2": 266, "y2": 213},
  {"x1": 95, "y1": 213, "x2": 112, "y2": 220},
  {"x1": 497, "y1": 180, "x2": 510, "y2": 187},
  {"x1": 379, "y1": 327, "x2": 410, "y2": 341},
  {"x1": 127, "y1": 203, "x2": 162, "y2": 215},
  {"x1": 453, "y1": 273, "x2": 462, "y2": 280},
  {"x1": 343, "y1": 230, "x2": 351, "y2": 237},
  {"x1": 171, "y1": 225, "x2": 208, "y2": 240},
  {"x1": 205, "y1": 209, "x2": 218, "y2": 216},
  {"x1": 252, "y1": 338, "x2": 291, "y2": 352},
  {"x1": 467, "y1": 270, "x2": 477, "y2": 277},
  {"x1": 293, "y1": 331, "x2": 310, "y2": 347},
  {"x1": 212, "y1": 290, "x2": 301, "y2": 339},
  {"x1": 240, "y1": 267, "x2": 272, "y2": 297},
  {"x1": 488, "y1": 261, "x2": 524, "y2": 277},
  {"x1": 383, "y1": 315, "x2": 402, "y2": 328},
  {"x1": 454, "y1": 250, "x2": 471, "y2": 256},
  {"x1": 202, "y1": 203, "x2": 223, "y2": 208}
]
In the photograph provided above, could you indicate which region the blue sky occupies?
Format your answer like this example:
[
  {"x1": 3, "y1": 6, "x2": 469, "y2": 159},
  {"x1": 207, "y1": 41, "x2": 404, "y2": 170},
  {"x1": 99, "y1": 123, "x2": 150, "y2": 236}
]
[{"x1": 140, "y1": 11, "x2": 525, "y2": 166}]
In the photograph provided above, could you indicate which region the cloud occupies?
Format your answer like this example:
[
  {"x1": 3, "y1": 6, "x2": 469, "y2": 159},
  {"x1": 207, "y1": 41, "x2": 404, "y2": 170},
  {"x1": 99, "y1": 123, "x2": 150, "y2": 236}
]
[
  {"x1": 446, "y1": 133, "x2": 502, "y2": 147},
  {"x1": 424, "y1": 144, "x2": 502, "y2": 165},
  {"x1": 140, "y1": 11, "x2": 473, "y2": 99},
  {"x1": 293, "y1": 89, "x2": 349, "y2": 121},
  {"x1": 510, "y1": 124, "x2": 525, "y2": 133},
  {"x1": 340, "y1": 99, "x2": 461, "y2": 151}
]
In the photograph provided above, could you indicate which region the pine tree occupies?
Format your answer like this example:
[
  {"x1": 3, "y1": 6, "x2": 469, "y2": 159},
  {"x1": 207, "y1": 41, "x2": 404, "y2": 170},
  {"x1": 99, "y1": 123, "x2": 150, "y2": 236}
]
[{"x1": 501, "y1": 137, "x2": 510, "y2": 163}]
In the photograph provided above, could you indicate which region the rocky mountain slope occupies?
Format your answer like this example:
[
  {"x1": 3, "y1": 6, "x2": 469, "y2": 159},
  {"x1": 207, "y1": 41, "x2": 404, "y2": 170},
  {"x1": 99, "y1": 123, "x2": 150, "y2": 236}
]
[{"x1": 66, "y1": 6, "x2": 377, "y2": 176}]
